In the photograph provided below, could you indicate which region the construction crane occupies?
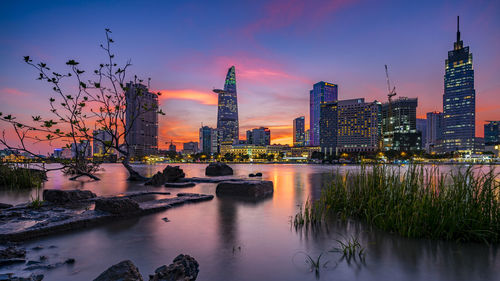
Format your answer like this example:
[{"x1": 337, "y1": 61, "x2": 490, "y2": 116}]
[
  {"x1": 385, "y1": 65, "x2": 397, "y2": 102},
  {"x1": 384, "y1": 65, "x2": 397, "y2": 150}
]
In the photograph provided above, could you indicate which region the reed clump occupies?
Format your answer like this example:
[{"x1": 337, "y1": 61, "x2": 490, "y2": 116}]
[
  {"x1": 0, "y1": 163, "x2": 46, "y2": 189},
  {"x1": 294, "y1": 165, "x2": 500, "y2": 243}
]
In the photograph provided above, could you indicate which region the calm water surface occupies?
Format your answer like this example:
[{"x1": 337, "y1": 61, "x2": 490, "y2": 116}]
[{"x1": 0, "y1": 164, "x2": 498, "y2": 281}]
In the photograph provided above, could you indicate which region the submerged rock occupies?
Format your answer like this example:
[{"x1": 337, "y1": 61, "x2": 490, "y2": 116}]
[
  {"x1": 94, "y1": 198, "x2": 140, "y2": 215},
  {"x1": 0, "y1": 246, "x2": 26, "y2": 259},
  {"x1": 42, "y1": 189, "x2": 96, "y2": 204},
  {"x1": 93, "y1": 260, "x2": 143, "y2": 281},
  {"x1": 205, "y1": 163, "x2": 233, "y2": 176},
  {"x1": 145, "y1": 166, "x2": 185, "y2": 186},
  {"x1": 216, "y1": 181, "x2": 274, "y2": 199},
  {"x1": 149, "y1": 254, "x2": 199, "y2": 281},
  {"x1": 164, "y1": 182, "x2": 195, "y2": 188},
  {"x1": 0, "y1": 203, "x2": 13, "y2": 209},
  {"x1": 0, "y1": 273, "x2": 44, "y2": 281}
]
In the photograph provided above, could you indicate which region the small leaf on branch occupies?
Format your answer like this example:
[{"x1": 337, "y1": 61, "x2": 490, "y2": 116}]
[{"x1": 66, "y1": 59, "x2": 79, "y2": 66}]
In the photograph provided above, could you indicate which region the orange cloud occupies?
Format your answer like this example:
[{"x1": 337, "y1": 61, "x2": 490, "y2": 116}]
[{"x1": 156, "y1": 89, "x2": 218, "y2": 106}]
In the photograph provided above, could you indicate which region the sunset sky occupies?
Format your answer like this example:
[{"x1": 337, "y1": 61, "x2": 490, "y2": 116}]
[{"x1": 1, "y1": 0, "x2": 499, "y2": 154}]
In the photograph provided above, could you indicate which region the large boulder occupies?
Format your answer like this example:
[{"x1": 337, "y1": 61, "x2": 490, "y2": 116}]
[
  {"x1": 94, "y1": 260, "x2": 143, "y2": 281},
  {"x1": 94, "y1": 198, "x2": 141, "y2": 215},
  {"x1": 0, "y1": 202, "x2": 13, "y2": 209},
  {"x1": 149, "y1": 254, "x2": 199, "y2": 281},
  {"x1": 145, "y1": 166, "x2": 185, "y2": 186},
  {"x1": 216, "y1": 181, "x2": 274, "y2": 199},
  {"x1": 42, "y1": 189, "x2": 96, "y2": 204},
  {"x1": 0, "y1": 246, "x2": 26, "y2": 259},
  {"x1": 205, "y1": 163, "x2": 233, "y2": 176}
]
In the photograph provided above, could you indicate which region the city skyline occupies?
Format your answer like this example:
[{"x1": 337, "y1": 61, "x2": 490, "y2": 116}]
[{"x1": 1, "y1": 0, "x2": 499, "y2": 154}]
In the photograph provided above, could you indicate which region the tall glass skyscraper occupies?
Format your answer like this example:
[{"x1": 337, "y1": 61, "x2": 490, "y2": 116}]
[
  {"x1": 309, "y1": 81, "x2": 338, "y2": 146},
  {"x1": 443, "y1": 16, "x2": 475, "y2": 153},
  {"x1": 214, "y1": 66, "x2": 239, "y2": 144},
  {"x1": 293, "y1": 116, "x2": 305, "y2": 147}
]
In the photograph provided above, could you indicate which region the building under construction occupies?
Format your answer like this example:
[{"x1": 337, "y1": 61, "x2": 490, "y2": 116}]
[{"x1": 381, "y1": 97, "x2": 421, "y2": 151}]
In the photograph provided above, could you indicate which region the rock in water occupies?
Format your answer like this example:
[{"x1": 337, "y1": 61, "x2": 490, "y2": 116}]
[
  {"x1": 0, "y1": 202, "x2": 13, "y2": 209},
  {"x1": 0, "y1": 246, "x2": 26, "y2": 259},
  {"x1": 42, "y1": 189, "x2": 96, "y2": 204},
  {"x1": 94, "y1": 198, "x2": 141, "y2": 215},
  {"x1": 205, "y1": 163, "x2": 233, "y2": 176},
  {"x1": 145, "y1": 166, "x2": 186, "y2": 186},
  {"x1": 93, "y1": 260, "x2": 143, "y2": 281},
  {"x1": 216, "y1": 181, "x2": 274, "y2": 199},
  {"x1": 150, "y1": 254, "x2": 199, "y2": 281}
]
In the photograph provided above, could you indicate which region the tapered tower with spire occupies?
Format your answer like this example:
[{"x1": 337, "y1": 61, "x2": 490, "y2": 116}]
[
  {"x1": 442, "y1": 16, "x2": 476, "y2": 153},
  {"x1": 214, "y1": 66, "x2": 239, "y2": 145}
]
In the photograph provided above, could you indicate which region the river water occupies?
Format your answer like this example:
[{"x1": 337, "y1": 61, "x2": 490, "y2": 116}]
[{"x1": 0, "y1": 164, "x2": 499, "y2": 281}]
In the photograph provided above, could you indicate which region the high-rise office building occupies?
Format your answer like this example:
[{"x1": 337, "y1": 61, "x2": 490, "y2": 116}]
[
  {"x1": 199, "y1": 126, "x2": 219, "y2": 154},
  {"x1": 417, "y1": 118, "x2": 427, "y2": 150},
  {"x1": 382, "y1": 97, "x2": 421, "y2": 151},
  {"x1": 305, "y1": 130, "x2": 310, "y2": 146},
  {"x1": 125, "y1": 82, "x2": 159, "y2": 158},
  {"x1": 310, "y1": 81, "x2": 338, "y2": 146},
  {"x1": 182, "y1": 142, "x2": 199, "y2": 155},
  {"x1": 426, "y1": 112, "x2": 444, "y2": 152},
  {"x1": 484, "y1": 121, "x2": 500, "y2": 146},
  {"x1": 71, "y1": 140, "x2": 92, "y2": 158},
  {"x1": 337, "y1": 99, "x2": 381, "y2": 153},
  {"x1": 319, "y1": 102, "x2": 338, "y2": 155},
  {"x1": 247, "y1": 127, "x2": 271, "y2": 146},
  {"x1": 320, "y1": 98, "x2": 381, "y2": 155},
  {"x1": 93, "y1": 129, "x2": 115, "y2": 156},
  {"x1": 443, "y1": 16, "x2": 475, "y2": 153},
  {"x1": 214, "y1": 66, "x2": 239, "y2": 145},
  {"x1": 293, "y1": 116, "x2": 305, "y2": 147}
]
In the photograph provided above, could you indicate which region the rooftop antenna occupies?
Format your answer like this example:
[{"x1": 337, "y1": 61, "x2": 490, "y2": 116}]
[
  {"x1": 148, "y1": 78, "x2": 151, "y2": 89},
  {"x1": 457, "y1": 16, "x2": 460, "y2": 43}
]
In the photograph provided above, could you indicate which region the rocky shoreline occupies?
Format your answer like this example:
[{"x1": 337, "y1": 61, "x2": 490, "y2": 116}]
[{"x1": 0, "y1": 190, "x2": 213, "y2": 242}]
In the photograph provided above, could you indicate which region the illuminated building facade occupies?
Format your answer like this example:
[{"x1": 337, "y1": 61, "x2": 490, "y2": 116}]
[
  {"x1": 93, "y1": 129, "x2": 115, "y2": 156},
  {"x1": 426, "y1": 112, "x2": 444, "y2": 152},
  {"x1": 337, "y1": 99, "x2": 381, "y2": 153},
  {"x1": 247, "y1": 127, "x2": 271, "y2": 146},
  {"x1": 382, "y1": 97, "x2": 421, "y2": 151},
  {"x1": 125, "y1": 82, "x2": 159, "y2": 158},
  {"x1": 484, "y1": 121, "x2": 500, "y2": 146},
  {"x1": 310, "y1": 81, "x2": 338, "y2": 146},
  {"x1": 304, "y1": 130, "x2": 310, "y2": 146},
  {"x1": 293, "y1": 116, "x2": 305, "y2": 147},
  {"x1": 319, "y1": 102, "x2": 338, "y2": 155},
  {"x1": 443, "y1": 17, "x2": 475, "y2": 153},
  {"x1": 199, "y1": 126, "x2": 218, "y2": 154},
  {"x1": 417, "y1": 118, "x2": 427, "y2": 150},
  {"x1": 182, "y1": 142, "x2": 199, "y2": 155},
  {"x1": 214, "y1": 66, "x2": 239, "y2": 145}
]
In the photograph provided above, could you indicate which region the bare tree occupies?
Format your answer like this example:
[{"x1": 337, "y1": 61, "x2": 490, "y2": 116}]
[{"x1": 0, "y1": 28, "x2": 164, "y2": 181}]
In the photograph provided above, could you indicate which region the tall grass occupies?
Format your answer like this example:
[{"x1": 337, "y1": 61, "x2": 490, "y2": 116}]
[
  {"x1": 0, "y1": 163, "x2": 45, "y2": 189},
  {"x1": 294, "y1": 165, "x2": 500, "y2": 243}
]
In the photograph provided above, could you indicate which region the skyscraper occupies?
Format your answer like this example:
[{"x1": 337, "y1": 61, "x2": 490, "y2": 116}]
[
  {"x1": 484, "y1": 121, "x2": 500, "y2": 146},
  {"x1": 382, "y1": 97, "x2": 421, "y2": 151},
  {"x1": 93, "y1": 129, "x2": 115, "y2": 156},
  {"x1": 426, "y1": 112, "x2": 444, "y2": 152},
  {"x1": 319, "y1": 102, "x2": 338, "y2": 155},
  {"x1": 320, "y1": 98, "x2": 381, "y2": 155},
  {"x1": 125, "y1": 82, "x2": 159, "y2": 158},
  {"x1": 293, "y1": 116, "x2": 305, "y2": 147},
  {"x1": 247, "y1": 127, "x2": 271, "y2": 146},
  {"x1": 337, "y1": 99, "x2": 381, "y2": 153},
  {"x1": 443, "y1": 16, "x2": 475, "y2": 153},
  {"x1": 310, "y1": 81, "x2": 338, "y2": 146},
  {"x1": 214, "y1": 66, "x2": 239, "y2": 145},
  {"x1": 199, "y1": 126, "x2": 219, "y2": 154},
  {"x1": 417, "y1": 118, "x2": 427, "y2": 150}
]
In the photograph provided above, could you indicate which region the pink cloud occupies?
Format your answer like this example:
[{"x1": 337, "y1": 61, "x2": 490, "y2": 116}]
[{"x1": 156, "y1": 89, "x2": 218, "y2": 106}]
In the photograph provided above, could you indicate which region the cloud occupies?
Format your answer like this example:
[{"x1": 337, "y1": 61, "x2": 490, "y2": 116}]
[
  {"x1": 156, "y1": 89, "x2": 218, "y2": 106},
  {"x1": 0, "y1": 88, "x2": 30, "y2": 96}
]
